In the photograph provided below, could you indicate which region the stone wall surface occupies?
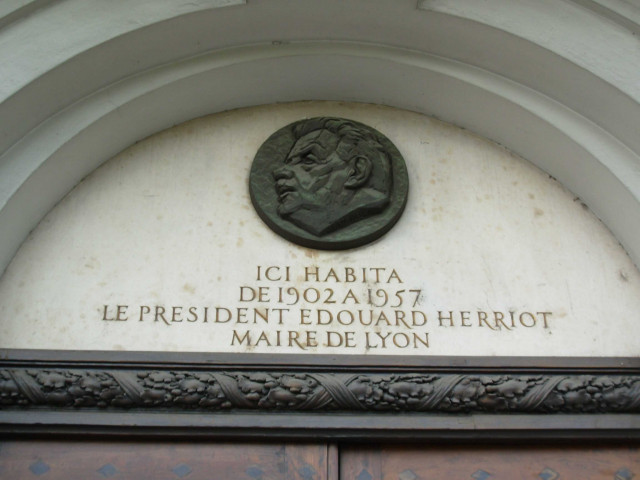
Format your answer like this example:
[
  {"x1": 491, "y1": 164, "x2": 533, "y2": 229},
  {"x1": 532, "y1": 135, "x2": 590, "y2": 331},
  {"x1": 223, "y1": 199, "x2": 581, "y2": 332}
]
[{"x1": 0, "y1": 102, "x2": 638, "y2": 356}]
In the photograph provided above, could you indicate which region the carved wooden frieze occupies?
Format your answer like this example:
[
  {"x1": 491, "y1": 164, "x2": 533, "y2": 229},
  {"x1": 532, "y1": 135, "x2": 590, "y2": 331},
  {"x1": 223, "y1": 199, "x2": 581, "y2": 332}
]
[{"x1": 2, "y1": 367, "x2": 639, "y2": 414}]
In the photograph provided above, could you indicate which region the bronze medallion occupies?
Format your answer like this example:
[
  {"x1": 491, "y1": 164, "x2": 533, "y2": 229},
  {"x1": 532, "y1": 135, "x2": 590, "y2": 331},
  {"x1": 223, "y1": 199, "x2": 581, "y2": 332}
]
[{"x1": 249, "y1": 117, "x2": 409, "y2": 250}]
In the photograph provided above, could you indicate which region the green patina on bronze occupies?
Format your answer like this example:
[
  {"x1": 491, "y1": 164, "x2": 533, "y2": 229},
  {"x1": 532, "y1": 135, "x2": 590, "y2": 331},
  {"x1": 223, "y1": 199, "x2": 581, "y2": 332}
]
[{"x1": 250, "y1": 117, "x2": 409, "y2": 250}]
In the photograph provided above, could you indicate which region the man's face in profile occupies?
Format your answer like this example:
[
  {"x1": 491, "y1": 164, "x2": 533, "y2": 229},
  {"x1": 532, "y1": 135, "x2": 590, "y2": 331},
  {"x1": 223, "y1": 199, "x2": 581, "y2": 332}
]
[
  {"x1": 251, "y1": 117, "x2": 400, "y2": 243},
  {"x1": 273, "y1": 129, "x2": 352, "y2": 217}
]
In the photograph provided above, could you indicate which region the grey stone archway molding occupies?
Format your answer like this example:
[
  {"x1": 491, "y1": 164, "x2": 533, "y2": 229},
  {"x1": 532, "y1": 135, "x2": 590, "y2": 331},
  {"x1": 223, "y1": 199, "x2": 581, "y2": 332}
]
[{"x1": 0, "y1": 0, "x2": 639, "y2": 274}]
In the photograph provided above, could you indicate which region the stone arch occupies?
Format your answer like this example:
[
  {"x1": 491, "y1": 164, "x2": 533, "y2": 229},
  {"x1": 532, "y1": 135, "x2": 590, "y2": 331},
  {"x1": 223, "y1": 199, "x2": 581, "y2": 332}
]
[{"x1": 0, "y1": 0, "x2": 639, "y2": 275}]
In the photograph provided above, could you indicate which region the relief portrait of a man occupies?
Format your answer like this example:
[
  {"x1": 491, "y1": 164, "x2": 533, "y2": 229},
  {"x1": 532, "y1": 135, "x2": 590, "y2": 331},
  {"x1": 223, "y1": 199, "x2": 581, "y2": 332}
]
[
  {"x1": 250, "y1": 116, "x2": 408, "y2": 250},
  {"x1": 272, "y1": 118, "x2": 392, "y2": 236}
]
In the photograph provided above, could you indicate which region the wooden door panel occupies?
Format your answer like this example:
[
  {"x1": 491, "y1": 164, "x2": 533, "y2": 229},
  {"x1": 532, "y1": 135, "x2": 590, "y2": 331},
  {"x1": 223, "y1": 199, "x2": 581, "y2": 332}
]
[
  {"x1": 3, "y1": 439, "x2": 639, "y2": 479},
  {"x1": 0, "y1": 440, "x2": 332, "y2": 480},
  {"x1": 340, "y1": 444, "x2": 640, "y2": 480}
]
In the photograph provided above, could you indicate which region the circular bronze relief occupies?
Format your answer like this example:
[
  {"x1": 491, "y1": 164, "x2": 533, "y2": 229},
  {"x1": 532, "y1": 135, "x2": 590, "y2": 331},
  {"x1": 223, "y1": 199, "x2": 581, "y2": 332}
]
[{"x1": 249, "y1": 117, "x2": 409, "y2": 250}]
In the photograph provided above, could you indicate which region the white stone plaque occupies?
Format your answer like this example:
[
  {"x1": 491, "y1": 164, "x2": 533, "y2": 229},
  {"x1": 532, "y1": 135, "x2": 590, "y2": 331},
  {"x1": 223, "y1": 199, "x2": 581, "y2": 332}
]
[{"x1": 1, "y1": 102, "x2": 639, "y2": 356}]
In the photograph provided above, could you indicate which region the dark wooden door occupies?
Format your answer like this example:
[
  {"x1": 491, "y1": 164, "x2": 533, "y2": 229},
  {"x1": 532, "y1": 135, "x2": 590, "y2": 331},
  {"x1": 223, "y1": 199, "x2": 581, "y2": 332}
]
[
  {"x1": 0, "y1": 440, "x2": 337, "y2": 480},
  {"x1": 1, "y1": 440, "x2": 638, "y2": 479},
  {"x1": 340, "y1": 443, "x2": 640, "y2": 480}
]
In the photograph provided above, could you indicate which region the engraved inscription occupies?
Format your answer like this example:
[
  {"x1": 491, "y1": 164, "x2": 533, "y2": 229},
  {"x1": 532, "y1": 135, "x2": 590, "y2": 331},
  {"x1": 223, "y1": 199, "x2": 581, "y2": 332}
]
[{"x1": 100, "y1": 264, "x2": 554, "y2": 354}]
